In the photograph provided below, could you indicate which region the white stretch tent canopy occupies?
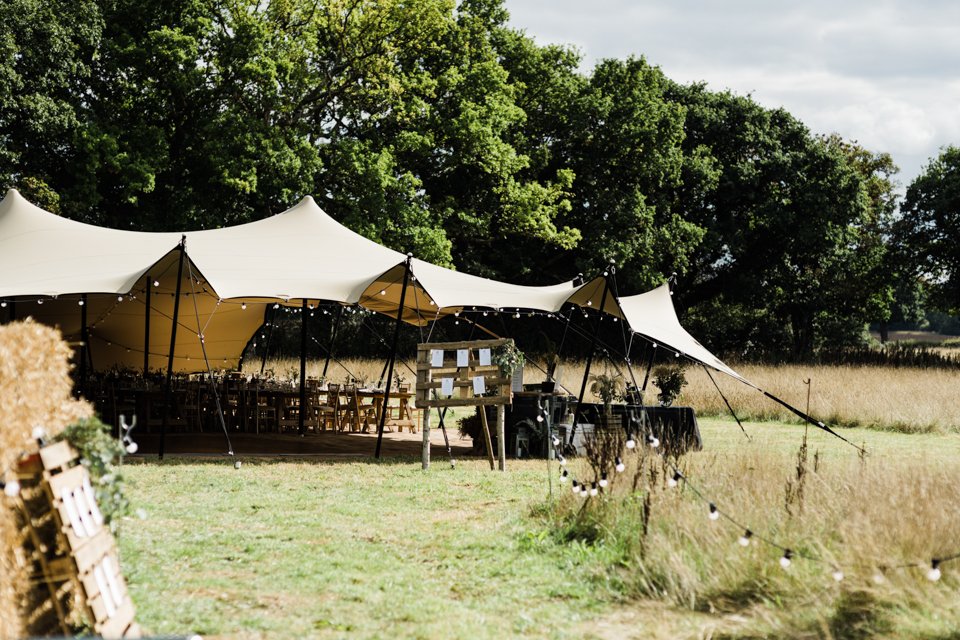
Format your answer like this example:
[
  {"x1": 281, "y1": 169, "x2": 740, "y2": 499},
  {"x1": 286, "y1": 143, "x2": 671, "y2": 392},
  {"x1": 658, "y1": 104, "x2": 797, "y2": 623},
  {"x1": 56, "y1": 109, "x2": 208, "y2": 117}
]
[
  {"x1": 615, "y1": 284, "x2": 745, "y2": 382},
  {"x1": 1, "y1": 189, "x2": 743, "y2": 380}
]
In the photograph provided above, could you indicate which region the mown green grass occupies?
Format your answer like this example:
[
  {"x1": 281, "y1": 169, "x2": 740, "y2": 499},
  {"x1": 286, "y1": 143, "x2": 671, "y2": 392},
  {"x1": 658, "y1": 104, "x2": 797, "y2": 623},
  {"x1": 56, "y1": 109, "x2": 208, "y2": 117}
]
[{"x1": 117, "y1": 420, "x2": 960, "y2": 639}]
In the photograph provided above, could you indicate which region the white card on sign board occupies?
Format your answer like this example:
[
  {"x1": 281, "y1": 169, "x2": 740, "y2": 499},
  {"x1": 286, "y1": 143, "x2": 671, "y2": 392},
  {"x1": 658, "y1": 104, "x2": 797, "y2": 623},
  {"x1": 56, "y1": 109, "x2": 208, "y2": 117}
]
[
  {"x1": 479, "y1": 348, "x2": 491, "y2": 366},
  {"x1": 457, "y1": 349, "x2": 469, "y2": 367},
  {"x1": 430, "y1": 349, "x2": 444, "y2": 367},
  {"x1": 441, "y1": 377, "x2": 454, "y2": 397},
  {"x1": 473, "y1": 376, "x2": 486, "y2": 395}
]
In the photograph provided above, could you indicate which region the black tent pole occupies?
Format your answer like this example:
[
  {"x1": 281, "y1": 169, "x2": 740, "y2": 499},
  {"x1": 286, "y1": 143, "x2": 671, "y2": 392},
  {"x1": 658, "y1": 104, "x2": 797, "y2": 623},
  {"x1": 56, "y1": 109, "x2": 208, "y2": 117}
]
[
  {"x1": 703, "y1": 364, "x2": 750, "y2": 440},
  {"x1": 79, "y1": 294, "x2": 88, "y2": 396},
  {"x1": 298, "y1": 299, "x2": 308, "y2": 436},
  {"x1": 144, "y1": 274, "x2": 151, "y2": 375},
  {"x1": 321, "y1": 305, "x2": 343, "y2": 380},
  {"x1": 259, "y1": 305, "x2": 276, "y2": 376},
  {"x1": 375, "y1": 255, "x2": 412, "y2": 459},
  {"x1": 159, "y1": 236, "x2": 187, "y2": 460},
  {"x1": 571, "y1": 266, "x2": 612, "y2": 445}
]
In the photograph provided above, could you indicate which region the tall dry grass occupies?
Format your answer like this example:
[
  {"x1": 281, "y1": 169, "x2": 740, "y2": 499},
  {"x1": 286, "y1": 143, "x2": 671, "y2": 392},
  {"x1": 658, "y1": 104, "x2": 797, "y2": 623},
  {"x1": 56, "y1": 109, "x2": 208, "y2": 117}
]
[
  {"x1": 541, "y1": 436, "x2": 960, "y2": 636},
  {"x1": 256, "y1": 357, "x2": 960, "y2": 433}
]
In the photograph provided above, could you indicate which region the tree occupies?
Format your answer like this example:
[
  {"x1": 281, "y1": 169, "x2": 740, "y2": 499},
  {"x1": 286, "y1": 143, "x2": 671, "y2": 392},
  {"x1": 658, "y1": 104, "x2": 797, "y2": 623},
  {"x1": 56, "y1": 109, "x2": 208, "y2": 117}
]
[
  {"x1": 896, "y1": 146, "x2": 960, "y2": 314},
  {"x1": 667, "y1": 83, "x2": 895, "y2": 357},
  {"x1": 0, "y1": 0, "x2": 103, "y2": 211}
]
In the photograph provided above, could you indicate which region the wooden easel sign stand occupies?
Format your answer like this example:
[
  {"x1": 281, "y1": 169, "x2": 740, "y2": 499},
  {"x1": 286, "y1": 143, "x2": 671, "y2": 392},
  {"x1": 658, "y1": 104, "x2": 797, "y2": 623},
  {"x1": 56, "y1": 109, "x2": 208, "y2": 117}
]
[{"x1": 415, "y1": 338, "x2": 515, "y2": 471}]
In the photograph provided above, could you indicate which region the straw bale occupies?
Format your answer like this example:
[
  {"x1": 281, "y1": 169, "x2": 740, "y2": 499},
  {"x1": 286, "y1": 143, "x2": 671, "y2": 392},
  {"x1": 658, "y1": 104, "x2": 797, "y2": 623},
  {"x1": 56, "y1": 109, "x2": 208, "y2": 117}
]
[{"x1": 0, "y1": 319, "x2": 93, "y2": 638}]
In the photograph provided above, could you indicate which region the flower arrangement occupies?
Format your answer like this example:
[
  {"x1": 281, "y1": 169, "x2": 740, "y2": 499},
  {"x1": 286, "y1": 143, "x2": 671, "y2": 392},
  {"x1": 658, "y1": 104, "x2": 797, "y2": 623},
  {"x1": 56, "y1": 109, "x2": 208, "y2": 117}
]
[
  {"x1": 493, "y1": 342, "x2": 525, "y2": 376},
  {"x1": 589, "y1": 371, "x2": 625, "y2": 415},
  {"x1": 653, "y1": 365, "x2": 687, "y2": 407}
]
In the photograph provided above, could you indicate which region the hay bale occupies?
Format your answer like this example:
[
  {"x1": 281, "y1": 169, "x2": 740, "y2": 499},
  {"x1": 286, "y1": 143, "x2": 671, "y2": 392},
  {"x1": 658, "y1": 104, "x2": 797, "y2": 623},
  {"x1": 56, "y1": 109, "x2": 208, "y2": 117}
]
[{"x1": 0, "y1": 319, "x2": 93, "y2": 638}]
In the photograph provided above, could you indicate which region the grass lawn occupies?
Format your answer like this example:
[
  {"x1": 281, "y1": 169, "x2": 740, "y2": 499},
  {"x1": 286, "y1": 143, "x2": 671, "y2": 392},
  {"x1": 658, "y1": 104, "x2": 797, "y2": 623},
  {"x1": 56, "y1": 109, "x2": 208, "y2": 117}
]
[{"x1": 118, "y1": 419, "x2": 960, "y2": 639}]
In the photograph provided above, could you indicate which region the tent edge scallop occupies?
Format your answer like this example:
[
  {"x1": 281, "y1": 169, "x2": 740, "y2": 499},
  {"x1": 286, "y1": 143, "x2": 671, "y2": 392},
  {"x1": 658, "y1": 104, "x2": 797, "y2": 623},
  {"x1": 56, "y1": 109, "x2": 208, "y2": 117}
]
[{"x1": 0, "y1": 189, "x2": 182, "y2": 298}]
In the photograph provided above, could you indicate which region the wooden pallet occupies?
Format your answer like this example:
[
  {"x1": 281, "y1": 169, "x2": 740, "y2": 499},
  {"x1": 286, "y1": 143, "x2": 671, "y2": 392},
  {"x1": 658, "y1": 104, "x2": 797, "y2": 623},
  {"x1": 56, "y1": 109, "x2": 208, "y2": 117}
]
[{"x1": 13, "y1": 440, "x2": 141, "y2": 639}]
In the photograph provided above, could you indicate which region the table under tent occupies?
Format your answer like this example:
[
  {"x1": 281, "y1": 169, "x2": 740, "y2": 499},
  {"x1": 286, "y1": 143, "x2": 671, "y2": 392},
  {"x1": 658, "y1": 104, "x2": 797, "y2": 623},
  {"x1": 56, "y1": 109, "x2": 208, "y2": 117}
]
[{"x1": 0, "y1": 188, "x2": 853, "y2": 465}]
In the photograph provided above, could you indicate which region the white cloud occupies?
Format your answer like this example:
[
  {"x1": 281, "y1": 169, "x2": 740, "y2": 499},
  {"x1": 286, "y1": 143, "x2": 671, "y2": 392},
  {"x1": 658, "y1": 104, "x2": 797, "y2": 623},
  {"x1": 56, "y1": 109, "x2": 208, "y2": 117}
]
[{"x1": 502, "y1": 0, "x2": 960, "y2": 184}]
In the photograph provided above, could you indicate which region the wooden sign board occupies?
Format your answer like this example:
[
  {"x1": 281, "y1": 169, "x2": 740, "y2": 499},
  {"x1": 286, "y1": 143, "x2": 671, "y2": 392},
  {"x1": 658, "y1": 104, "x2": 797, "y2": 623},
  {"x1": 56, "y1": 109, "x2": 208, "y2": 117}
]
[
  {"x1": 18, "y1": 440, "x2": 141, "y2": 639},
  {"x1": 416, "y1": 338, "x2": 516, "y2": 471},
  {"x1": 415, "y1": 338, "x2": 514, "y2": 408}
]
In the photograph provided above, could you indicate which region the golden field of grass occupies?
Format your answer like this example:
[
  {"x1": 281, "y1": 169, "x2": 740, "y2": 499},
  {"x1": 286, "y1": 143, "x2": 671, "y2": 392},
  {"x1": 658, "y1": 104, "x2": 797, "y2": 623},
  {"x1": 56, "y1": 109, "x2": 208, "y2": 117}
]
[
  {"x1": 546, "y1": 421, "x2": 960, "y2": 637},
  {"x1": 258, "y1": 356, "x2": 960, "y2": 434}
]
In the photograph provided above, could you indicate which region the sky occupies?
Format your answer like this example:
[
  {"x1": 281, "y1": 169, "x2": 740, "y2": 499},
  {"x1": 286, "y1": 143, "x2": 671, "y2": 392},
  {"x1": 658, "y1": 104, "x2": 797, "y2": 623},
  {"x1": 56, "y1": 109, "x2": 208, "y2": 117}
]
[{"x1": 502, "y1": 0, "x2": 960, "y2": 189}]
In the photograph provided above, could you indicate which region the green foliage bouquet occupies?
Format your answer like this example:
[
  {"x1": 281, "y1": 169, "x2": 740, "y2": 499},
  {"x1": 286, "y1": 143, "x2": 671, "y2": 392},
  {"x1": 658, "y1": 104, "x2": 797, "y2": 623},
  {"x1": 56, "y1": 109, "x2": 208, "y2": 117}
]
[{"x1": 653, "y1": 365, "x2": 687, "y2": 407}]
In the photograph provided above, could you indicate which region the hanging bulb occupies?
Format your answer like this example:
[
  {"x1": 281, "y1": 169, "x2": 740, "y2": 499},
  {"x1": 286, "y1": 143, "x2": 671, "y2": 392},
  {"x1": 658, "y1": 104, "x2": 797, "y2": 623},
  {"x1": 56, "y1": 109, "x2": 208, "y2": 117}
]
[
  {"x1": 153, "y1": 280, "x2": 159, "y2": 287},
  {"x1": 571, "y1": 480, "x2": 579, "y2": 494},
  {"x1": 273, "y1": 303, "x2": 280, "y2": 309},
  {"x1": 647, "y1": 434, "x2": 660, "y2": 449},
  {"x1": 32, "y1": 426, "x2": 47, "y2": 443},
  {"x1": 557, "y1": 455, "x2": 566, "y2": 467},
  {"x1": 514, "y1": 312, "x2": 520, "y2": 318},
  {"x1": 1, "y1": 301, "x2": 6, "y2": 308},
  {"x1": 738, "y1": 530, "x2": 753, "y2": 547},
  {"x1": 241, "y1": 303, "x2": 247, "y2": 310},
  {"x1": 832, "y1": 569, "x2": 844, "y2": 582},
  {"x1": 587, "y1": 300, "x2": 592, "y2": 306},
  {"x1": 536, "y1": 414, "x2": 543, "y2": 423},
  {"x1": 117, "y1": 296, "x2": 123, "y2": 302},
  {"x1": 615, "y1": 457, "x2": 625, "y2": 473},
  {"x1": 589, "y1": 482, "x2": 598, "y2": 497},
  {"x1": 668, "y1": 471, "x2": 683, "y2": 487},
  {"x1": 37, "y1": 298, "x2": 43, "y2": 305},
  {"x1": 454, "y1": 311, "x2": 460, "y2": 317},
  {"x1": 927, "y1": 560, "x2": 942, "y2": 582},
  {"x1": 708, "y1": 503, "x2": 720, "y2": 521},
  {"x1": 3, "y1": 480, "x2": 20, "y2": 497},
  {"x1": 125, "y1": 442, "x2": 138, "y2": 454},
  {"x1": 780, "y1": 550, "x2": 793, "y2": 569},
  {"x1": 559, "y1": 469, "x2": 568, "y2": 483},
  {"x1": 626, "y1": 436, "x2": 636, "y2": 449},
  {"x1": 552, "y1": 436, "x2": 560, "y2": 447},
  {"x1": 78, "y1": 299, "x2": 84, "y2": 306},
  {"x1": 599, "y1": 472, "x2": 608, "y2": 488},
  {"x1": 380, "y1": 289, "x2": 386, "y2": 296}
]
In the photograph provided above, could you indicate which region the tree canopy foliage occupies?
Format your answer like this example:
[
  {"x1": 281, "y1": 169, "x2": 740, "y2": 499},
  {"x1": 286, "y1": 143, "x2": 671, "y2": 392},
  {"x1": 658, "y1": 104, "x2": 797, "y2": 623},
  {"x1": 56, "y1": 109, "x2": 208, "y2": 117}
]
[{"x1": 2, "y1": 0, "x2": 952, "y2": 359}]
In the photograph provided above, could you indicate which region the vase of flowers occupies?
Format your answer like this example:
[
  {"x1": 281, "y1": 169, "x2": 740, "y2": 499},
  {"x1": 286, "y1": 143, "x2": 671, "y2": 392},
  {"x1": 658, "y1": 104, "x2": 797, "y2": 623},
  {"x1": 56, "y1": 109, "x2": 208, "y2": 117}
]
[{"x1": 653, "y1": 365, "x2": 687, "y2": 407}]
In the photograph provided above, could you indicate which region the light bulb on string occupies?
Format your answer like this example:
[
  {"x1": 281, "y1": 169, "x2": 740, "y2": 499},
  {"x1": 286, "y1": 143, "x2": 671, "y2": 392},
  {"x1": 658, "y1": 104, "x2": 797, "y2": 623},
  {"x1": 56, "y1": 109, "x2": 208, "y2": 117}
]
[
  {"x1": 927, "y1": 560, "x2": 942, "y2": 582},
  {"x1": 625, "y1": 436, "x2": 636, "y2": 449},
  {"x1": 117, "y1": 296, "x2": 123, "y2": 302},
  {"x1": 832, "y1": 569, "x2": 844, "y2": 582},
  {"x1": 615, "y1": 457, "x2": 625, "y2": 473},
  {"x1": 125, "y1": 441, "x2": 138, "y2": 454},
  {"x1": 647, "y1": 434, "x2": 660, "y2": 449},
  {"x1": 780, "y1": 550, "x2": 793, "y2": 569},
  {"x1": 559, "y1": 469, "x2": 568, "y2": 483},
  {"x1": 273, "y1": 303, "x2": 280, "y2": 309},
  {"x1": 536, "y1": 414, "x2": 543, "y2": 423},
  {"x1": 78, "y1": 299, "x2": 84, "y2": 306},
  {"x1": 668, "y1": 471, "x2": 683, "y2": 487},
  {"x1": 380, "y1": 289, "x2": 386, "y2": 296},
  {"x1": 37, "y1": 298, "x2": 43, "y2": 305},
  {"x1": 589, "y1": 482, "x2": 598, "y2": 497},
  {"x1": 557, "y1": 455, "x2": 567, "y2": 467},
  {"x1": 599, "y1": 472, "x2": 608, "y2": 488},
  {"x1": 738, "y1": 530, "x2": 753, "y2": 547},
  {"x1": 1, "y1": 301, "x2": 6, "y2": 308},
  {"x1": 241, "y1": 303, "x2": 247, "y2": 310},
  {"x1": 2, "y1": 479, "x2": 21, "y2": 497},
  {"x1": 571, "y1": 480, "x2": 579, "y2": 494},
  {"x1": 153, "y1": 280, "x2": 159, "y2": 287},
  {"x1": 708, "y1": 503, "x2": 720, "y2": 521},
  {"x1": 552, "y1": 436, "x2": 560, "y2": 448}
]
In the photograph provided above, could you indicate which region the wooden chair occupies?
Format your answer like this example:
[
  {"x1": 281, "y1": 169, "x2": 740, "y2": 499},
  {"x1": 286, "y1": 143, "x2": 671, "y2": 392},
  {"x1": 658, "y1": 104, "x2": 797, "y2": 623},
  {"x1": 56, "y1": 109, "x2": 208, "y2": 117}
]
[
  {"x1": 318, "y1": 383, "x2": 340, "y2": 431},
  {"x1": 340, "y1": 385, "x2": 376, "y2": 432}
]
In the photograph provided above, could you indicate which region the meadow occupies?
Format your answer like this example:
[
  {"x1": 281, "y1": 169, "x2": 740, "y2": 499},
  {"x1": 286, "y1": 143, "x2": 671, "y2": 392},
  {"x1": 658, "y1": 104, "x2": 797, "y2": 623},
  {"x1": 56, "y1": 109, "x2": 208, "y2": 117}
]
[{"x1": 117, "y1": 416, "x2": 960, "y2": 638}]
